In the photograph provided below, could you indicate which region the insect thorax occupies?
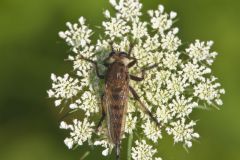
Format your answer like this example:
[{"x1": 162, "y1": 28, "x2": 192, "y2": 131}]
[{"x1": 105, "y1": 62, "x2": 129, "y2": 86}]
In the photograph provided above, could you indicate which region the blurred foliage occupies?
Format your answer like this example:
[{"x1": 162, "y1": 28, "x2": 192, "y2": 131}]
[{"x1": 0, "y1": 0, "x2": 239, "y2": 160}]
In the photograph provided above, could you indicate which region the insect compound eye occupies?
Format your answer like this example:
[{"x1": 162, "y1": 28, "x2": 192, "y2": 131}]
[
  {"x1": 109, "y1": 51, "x2": 115, "y2": 57},
  {"x1": 119, "y1": 52, "x2": 127, "y2": 57}
]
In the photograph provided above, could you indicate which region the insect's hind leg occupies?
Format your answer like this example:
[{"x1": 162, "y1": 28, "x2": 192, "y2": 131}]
[
  {"x1": 129, "y1": 86, "x2": 160, "y2": 127},
  {"x1": 95, "y1": 94, "x2": 106, "y2": 132}
]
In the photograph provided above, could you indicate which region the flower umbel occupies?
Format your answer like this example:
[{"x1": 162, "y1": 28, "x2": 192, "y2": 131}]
[
  {"x1": 47, "y1": 74, "x2": 82, "y2": 107},
  {"x1": 48, "y1": 0, "x2": 225, "y2": 159},
  {"x1": 60, "y1": 118, "x2": 95, "y2": 149},
  {"x1": 131, "y1": 140, "x2": 160, "y2": 160}
]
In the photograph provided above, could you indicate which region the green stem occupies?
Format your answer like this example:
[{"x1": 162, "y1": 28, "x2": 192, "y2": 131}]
[
  {"x1": 80, "y1": 151, "x2": 90, "y2": 160},
  {"x1": 127, "y1": 133, "x2": 133, "y2": 160}
]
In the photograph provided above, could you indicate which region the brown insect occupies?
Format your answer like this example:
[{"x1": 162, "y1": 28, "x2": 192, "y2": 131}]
[{"x1": 79, "y1": 44, "x2": 159, "y2": 160}]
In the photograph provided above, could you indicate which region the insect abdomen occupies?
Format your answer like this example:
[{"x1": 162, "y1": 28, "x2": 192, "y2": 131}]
[
  {"x1": 107, "y1": 88, "x2": 127, "y2": 144},
  {"x1": 110, "y1": 104, "x2": 124, "y2": 142}
]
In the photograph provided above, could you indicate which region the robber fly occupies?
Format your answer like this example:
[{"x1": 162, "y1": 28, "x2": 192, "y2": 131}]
[{"x1": 79, "y1": 44, "x2": 159, "y2": 160}]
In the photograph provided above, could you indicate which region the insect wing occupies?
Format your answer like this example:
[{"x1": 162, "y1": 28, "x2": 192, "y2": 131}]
[{"x1": 104, "y1": 82, "x2": 129, "y2": 144}]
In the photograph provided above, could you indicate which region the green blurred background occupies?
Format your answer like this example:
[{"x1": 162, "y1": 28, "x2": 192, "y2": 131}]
[{"x1": 0, "y1": 0, "x2": 239, "y2": 159}]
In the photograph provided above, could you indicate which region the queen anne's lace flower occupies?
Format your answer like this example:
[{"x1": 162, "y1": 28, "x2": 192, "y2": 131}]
[
  {"x1": 111, "y1": 0, "x2": 142, "y2": 22},
  {"x1": 48, "y1": 0, "x2": 225, "y2": 159},
  {"x1": 47, "y1": 74, "x2": 82, "y2": 106},
  {"x1": 194, "y1": 76, "x2": 225, "y2": 105},
  {"x1": 148, "y1": 5, "x2": 177, "y2": 33},
  {"x1": 161, "y1": 29, "x2": 181, "y2": 51},
  {"x1": 181, "y1": 62, "x2": 211, "y2": 84},
  {"x1": 125, "y1": 113, "x2": 138, "y2": 133},
  {"x1": 186, "y1": 40, "x2": 218, "y2": 65},
  {"x1": 141, "y1": 119, "x2": 162, "y2": 143},
  {"x1": 163, "y1": 52, "x2": 181, "y2": 70},
  {"x1": 131, "y1": 21, "x2": 148, "y2": 39},
  {"x1": 60, "y1": 118, "x2": 95, "y2": 149},
  {"x1": 59, "y1": 17, "x2": 92, "y2": 49},
  {"x1": 166, "y1": 119, "x2": 200, "y2": 148},
  {"x1": 167, "y1": 74, "x2": 189, "y2": 96},
  {"x1": 131, "y1": 140, "x2": 158, "y2": 160},
  {"x1": 69, "y1": 91, "x2": 99, "y2": 116},
  {"x1": 155, "y1": 106, "x2": 172, "y2": 124},
  {"x1": 103, "y1": 16, "x2": 131, "y2": 39},
  {"x1": 94, "y1": 139, "x2": 114, "y2": 156},
  {"x1": 169, "y1": 96, "x2": 198, "y2": 118}
]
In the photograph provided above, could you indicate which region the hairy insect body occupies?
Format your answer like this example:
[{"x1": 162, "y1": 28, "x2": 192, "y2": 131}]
[
  {"x1": 89, "y1": 51, "x2": 158, "y2": 160},
  {"x1": 104, "y1": 62, "x2": 129, "y2": 147}
]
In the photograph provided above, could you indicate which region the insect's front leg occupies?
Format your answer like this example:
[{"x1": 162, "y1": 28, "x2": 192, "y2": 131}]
[
  {"x1": 79, "y1": 55, "x2": 105, "y2": 79},
  {"x1": 130, "y1": 64, "x2": 158, "y2": 81},
  {"x1": 129, "y1": 86, "x2": 160, "y2": 127},
  {"x1": 109, "y1": 41, "x2": 115, "y2": 52},
  {"x1": 95, "y1": 94, "x2": 106, "y2": 132},
  {"x1": 127, "y1": 41, "x2": 138, "y2": 68},
  {"x1": 130, "y1": 71, "x2": 145, "y2": 81},
  {"x1": 127, "y1": 57, "x2": 137, "y2": 68},
  {"x1": 128, "y1": 41, "x2": 135, "y2": 56}
]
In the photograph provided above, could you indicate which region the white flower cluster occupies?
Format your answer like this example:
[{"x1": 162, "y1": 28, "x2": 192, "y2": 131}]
[
  {"x1": 141, "y1": 119, "x2": 162, "y2": 143},
  {"x1": 186, "y1": 40, "x2": 218, "y2": 65},
  {"x1": 60, "y1": 118, "x2": 94, "y2": 149},
  {"x1": 110, "y1": 0, "x2": 142, "y2": 22},
  {"x1": 48, "y1": 0, "x2": 225, "y2": 159},
  {"x1": 132, "y1": 140, "x2": 162, "y2": 160},
  {"x1": 166, "y1": 119, "x2": 200, "y2": 148},
  {"x1": 169, "y1": 96, "x2": 198, "y2": 118},
  {"x1": 125, "y1": 113, "x2": 138, "y2": 134},
  {"x1": 59, "y1": 17, "x2": 92, "y2": 49},
  {"x1": 47, "y1": 74, "x2": 82, "y2": 106},
  {"x1": 94, "y1": 139, "x2": 114, "y2": 156},
  {"x1": 194, "y1": 76, "x2": 225, "y2": 105},
  {"x1": 69, "y1": 91, "x2": 99, "y2": 117},
  {"x1": 148, "y1": 5, "x2": 177, "y2": 33}
]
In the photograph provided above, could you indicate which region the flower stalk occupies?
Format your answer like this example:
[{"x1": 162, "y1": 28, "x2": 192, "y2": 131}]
[{"x1": 80, "y1": 151, "x2": 90, "y2": 160}]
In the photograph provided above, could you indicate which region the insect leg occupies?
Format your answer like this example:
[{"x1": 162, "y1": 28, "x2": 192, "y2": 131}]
[
  {"x1": 130, "y1": 72, "x2": 145, "y2": 81},
  {"x1": 79, "y1": 55, "x2": 104, "y2": 79},
  {"x1": 128, "y1": 42, "x2": 135, "y2": 56},
  {"x1": 127, "y1": 57, "x2": 137, "y2": 68},
  {"x1": 129, "y1": 86, "x2": 160, "y2": 127},
  {"x1": 95, "y1": 94, "x2": 106, "y2": 132},
  {"x1": 109, "y1": 41, "x2": 115, "y2": 52},
  {"x1": 130, "y1": 64, "x2": 158, "y2": 81},
  {"x1": 142, "y1": 63, "x2": 158, "y2": 71}
]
